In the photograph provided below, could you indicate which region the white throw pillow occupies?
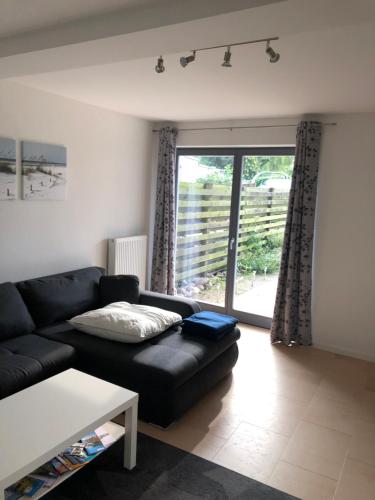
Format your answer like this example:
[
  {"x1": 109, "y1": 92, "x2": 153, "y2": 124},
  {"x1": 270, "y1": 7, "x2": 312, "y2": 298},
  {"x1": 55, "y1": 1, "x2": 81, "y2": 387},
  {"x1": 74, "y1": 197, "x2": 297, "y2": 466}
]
[{"x1": 68, "y1": 302, "x2": 182, "y2": 343}]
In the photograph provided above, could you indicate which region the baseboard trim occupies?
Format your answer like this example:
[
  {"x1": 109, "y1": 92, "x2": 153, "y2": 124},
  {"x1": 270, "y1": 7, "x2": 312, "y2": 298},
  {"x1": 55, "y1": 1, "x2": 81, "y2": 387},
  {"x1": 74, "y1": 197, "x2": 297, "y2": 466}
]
[{"x1": 314, "y1": 343, "x2": 375, "y2": 363}]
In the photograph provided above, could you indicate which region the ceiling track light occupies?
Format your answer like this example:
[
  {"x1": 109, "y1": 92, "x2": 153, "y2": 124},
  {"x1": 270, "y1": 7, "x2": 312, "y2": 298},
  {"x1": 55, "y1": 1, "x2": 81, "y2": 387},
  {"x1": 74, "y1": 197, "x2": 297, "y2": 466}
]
[
  {"x1": 265, "y1": 40, "x2": 280, "y2": 63},
  {"x1": 154, "y1": 36, "x2": 280, "y2": 73},
  {"x1": 155, "y1": 55, "x2": 165, "y2": 73},
  {"x1": 180, "y1": 50, "x2": 196, "y2": 68},
  {"x1": 222, "y1": 47, "x2": 232, "y2": 68}
]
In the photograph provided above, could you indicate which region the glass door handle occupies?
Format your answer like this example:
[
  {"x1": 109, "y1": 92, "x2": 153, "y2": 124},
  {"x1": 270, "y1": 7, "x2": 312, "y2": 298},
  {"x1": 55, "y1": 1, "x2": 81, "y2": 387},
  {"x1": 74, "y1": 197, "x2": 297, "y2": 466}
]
[{"x1": 229, "y1": 237, "x2": 235, "y2": 251}]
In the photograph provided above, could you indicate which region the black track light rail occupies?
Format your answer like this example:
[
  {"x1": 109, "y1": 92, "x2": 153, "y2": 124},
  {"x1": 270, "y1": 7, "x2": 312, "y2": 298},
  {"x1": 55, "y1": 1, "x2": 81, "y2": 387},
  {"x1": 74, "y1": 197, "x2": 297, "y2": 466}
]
[{"x1": 191, "y1": 36, "x2": 279, "y2": 53}]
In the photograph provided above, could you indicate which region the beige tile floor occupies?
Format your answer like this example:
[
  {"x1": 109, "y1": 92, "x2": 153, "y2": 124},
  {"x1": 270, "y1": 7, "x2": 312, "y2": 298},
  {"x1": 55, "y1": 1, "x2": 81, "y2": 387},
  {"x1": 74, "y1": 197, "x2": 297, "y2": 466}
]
[{"x1": 138, "y1": 324, "x2": 375, "y2": 500}]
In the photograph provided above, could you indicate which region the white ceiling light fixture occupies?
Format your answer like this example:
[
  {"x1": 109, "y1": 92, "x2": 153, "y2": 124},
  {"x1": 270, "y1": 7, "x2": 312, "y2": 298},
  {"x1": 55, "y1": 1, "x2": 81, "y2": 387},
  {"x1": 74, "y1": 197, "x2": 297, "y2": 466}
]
[
  {"x1": 180, "y1": 50, "x2": 196, "y2": 68},
  {"x1": 156, "y1": 37, "x2": 279, "y2": 73},
  {"x1": 155, "y1": 55, "x2": 165, "y2": 73}
]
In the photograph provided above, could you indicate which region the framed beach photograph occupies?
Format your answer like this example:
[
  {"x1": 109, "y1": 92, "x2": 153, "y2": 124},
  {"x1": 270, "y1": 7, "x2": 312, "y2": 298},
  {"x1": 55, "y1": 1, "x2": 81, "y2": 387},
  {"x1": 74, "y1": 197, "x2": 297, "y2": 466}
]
[
  {"x1": 22, "y1": 141, "x2": 67, "y2": 200},
  {"x1": 0, "y1": 137, "x2": 16, "y2": 201}
]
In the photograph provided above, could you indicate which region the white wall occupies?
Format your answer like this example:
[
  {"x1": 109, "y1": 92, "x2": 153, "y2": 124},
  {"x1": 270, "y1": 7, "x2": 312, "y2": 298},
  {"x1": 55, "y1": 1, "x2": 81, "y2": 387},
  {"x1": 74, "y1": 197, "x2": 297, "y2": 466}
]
[
  {"x1": 176, "y1": 117, "x2": 297, "y2": 147},
  {"x1": 0, "y1": 80, "x2": 152, "y2": 282},
  {"x1": 313, "y1": 113, "x2": 375, "y2": 361},
  {"x1": 173, "y1": 113, "x2": 375, "y2": 361}
]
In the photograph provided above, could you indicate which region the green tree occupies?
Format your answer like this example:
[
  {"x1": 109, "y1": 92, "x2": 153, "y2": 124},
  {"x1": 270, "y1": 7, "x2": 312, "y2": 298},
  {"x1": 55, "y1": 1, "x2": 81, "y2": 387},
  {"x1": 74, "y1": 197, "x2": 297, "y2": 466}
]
[
  {"x1": 196, "y1": 155, "x2": 294, "y2": 185},
  {"x1": 197, "y1": 156, "x2": 233, "y2": 169},
  {"x1": 243, "y1": 156, "x2": 294, "y2": 181}
]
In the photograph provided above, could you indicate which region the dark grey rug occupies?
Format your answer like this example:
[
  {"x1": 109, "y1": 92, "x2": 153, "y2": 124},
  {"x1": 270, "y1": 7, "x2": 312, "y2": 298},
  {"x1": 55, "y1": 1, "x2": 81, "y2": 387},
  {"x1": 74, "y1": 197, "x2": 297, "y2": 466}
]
[{"x1": 44, "y1": 433, "x2": 299, "y2": 499}]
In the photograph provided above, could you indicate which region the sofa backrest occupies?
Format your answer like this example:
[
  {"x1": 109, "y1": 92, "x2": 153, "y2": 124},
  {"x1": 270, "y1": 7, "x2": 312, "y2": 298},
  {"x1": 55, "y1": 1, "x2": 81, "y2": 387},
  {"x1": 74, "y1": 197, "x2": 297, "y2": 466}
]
[
  {"x1": 0, "y1": 282, "x2": 36, "y2": 341},
  {"x1": 16, "y1": 267, "x2": 105, "y2": 328}
]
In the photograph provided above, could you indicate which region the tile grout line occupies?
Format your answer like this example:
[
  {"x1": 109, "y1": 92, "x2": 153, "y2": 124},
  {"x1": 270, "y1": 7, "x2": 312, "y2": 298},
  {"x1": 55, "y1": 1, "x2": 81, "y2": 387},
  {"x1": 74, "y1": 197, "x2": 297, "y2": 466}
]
[
  {"x1": 281, "y1": 457, "x2": 341, "y2": 483},
  {"x1": 343, "y1": 455, "x2": 375, "y2": 469},
  {"x1": 209, "y1": 420, "x2": 241, "y2": 460},
  {"x1": 332, "y1": 441, "x2": 351, "y2": 500},
  {"x1": 299, "y1": 417, "x2": 353, "y2": 438},
  {"x1": 234, "y1": 416, "x2": 298, "y2": 439},
  {"x1": 267, "y1": 458, "x2": 339, "y2": 497}
]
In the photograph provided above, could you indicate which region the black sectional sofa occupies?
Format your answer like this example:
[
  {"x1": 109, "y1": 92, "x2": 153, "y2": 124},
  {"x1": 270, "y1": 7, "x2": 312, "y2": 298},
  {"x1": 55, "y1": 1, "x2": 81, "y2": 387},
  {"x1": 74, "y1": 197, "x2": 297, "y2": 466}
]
[{"x1": 0, "y1": 267, "x2": 240, "y2": 427}]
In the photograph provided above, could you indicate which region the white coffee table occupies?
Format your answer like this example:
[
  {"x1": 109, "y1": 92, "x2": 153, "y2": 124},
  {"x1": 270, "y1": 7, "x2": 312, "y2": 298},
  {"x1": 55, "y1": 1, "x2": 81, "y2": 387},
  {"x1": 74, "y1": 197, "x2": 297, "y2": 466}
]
[{"x1": 0, "y1": 369, "x2": 138, "y2": 500}]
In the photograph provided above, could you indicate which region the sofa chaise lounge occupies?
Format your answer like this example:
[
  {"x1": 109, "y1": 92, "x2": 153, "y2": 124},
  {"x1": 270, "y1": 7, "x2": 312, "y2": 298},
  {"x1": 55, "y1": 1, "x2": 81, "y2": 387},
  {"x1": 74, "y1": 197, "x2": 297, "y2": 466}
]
[{"x1": 0, "y1": 267, "x2": 240, "y2": 427}]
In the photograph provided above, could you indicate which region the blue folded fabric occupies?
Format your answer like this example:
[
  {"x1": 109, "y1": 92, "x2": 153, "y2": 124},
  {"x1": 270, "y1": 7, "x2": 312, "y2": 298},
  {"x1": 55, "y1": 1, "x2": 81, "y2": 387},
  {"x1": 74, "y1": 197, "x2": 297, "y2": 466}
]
[{"x1": 182, "y1": 311, "x2": 238, "y2": 340}]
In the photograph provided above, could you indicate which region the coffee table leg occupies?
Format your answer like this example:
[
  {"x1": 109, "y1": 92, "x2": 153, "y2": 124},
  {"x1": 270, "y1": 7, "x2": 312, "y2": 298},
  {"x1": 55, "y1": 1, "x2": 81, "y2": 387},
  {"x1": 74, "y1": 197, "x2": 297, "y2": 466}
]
[{"x1": 124, "y1": 402, "x2": 137, "y2": 469}]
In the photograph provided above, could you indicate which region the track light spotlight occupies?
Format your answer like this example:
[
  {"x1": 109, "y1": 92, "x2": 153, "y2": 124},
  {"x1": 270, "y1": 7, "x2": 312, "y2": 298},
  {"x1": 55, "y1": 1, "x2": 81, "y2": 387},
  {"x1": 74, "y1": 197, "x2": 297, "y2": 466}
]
[
  {"x1": 266, "y1": 41, "x2": 280, "y2": 63},
  {"x1": 155, "y1": 55, "x2": 165, "y2": 73},
  {"x1": 180, "y1": 51, "x2": 196, "y2": 68},
  {"x1": 222, "y1": 47, "x2": 232, "y2": 68}
]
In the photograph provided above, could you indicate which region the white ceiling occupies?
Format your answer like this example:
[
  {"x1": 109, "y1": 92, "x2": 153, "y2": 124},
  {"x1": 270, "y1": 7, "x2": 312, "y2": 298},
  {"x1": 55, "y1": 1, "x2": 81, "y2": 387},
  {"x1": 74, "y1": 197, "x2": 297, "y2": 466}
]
[
  {"x1": 8, "y1": 0, "x2": 375, "y2": 121},
  {"x1": 0, "y1": 0, "x2": 279, "y2": 53},
  {"x1": 0, "y1": 0, "x2": 160, "y2": 38}
]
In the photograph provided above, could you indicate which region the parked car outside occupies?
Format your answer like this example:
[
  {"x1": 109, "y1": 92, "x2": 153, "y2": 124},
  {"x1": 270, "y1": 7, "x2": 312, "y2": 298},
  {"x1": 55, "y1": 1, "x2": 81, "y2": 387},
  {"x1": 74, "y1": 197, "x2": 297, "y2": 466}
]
[{"x1": 251, "y1": 171, "x2": 291, "y2": 189}]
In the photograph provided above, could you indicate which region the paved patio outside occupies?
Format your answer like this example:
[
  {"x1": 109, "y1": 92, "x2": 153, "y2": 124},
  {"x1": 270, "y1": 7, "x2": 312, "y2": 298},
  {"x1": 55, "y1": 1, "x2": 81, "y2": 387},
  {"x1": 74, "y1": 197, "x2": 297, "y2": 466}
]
[
  {"x1": 188, "y1": 273, "x2": 279, "y2": 318},
  {"x1": 233, "y1": 274, "x2": 278, "y2": 318}
]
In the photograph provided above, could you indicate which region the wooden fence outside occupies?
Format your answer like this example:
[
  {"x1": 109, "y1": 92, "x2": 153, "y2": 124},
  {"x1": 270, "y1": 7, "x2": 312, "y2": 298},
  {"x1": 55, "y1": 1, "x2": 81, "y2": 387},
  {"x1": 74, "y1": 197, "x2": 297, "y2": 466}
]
[{"x1": 176, "y1": 182, "x2": 290, "y2": 282}]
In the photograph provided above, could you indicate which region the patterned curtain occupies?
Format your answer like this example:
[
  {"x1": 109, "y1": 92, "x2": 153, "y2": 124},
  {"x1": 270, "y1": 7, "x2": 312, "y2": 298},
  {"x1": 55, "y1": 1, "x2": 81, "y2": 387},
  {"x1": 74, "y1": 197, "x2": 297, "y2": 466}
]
[
  {"x1": 271, "y1": 121, "x2": 322, "y2": 346},
  {"x1": 151, "y1": 127, "x2": 178, "y2": 294}
]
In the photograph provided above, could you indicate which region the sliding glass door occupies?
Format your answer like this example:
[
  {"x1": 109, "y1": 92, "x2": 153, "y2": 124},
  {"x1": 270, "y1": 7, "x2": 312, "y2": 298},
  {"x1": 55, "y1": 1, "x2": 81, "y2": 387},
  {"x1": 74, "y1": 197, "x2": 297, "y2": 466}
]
[
  {"x1": 232, "y1": 153, "x2": 294, "y2": 327},
  {"x1": 175, "y1": 154, "x2": 235, "y2": 307},
  {"x1": 175, "y1": 148, "x2": 294, "y2": 328}
]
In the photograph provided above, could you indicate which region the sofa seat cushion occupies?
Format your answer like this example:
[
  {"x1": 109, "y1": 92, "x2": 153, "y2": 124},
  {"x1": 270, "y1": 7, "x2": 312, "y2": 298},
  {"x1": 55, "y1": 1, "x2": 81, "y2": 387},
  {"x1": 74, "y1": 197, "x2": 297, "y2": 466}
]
[
  {"x1": 0, "y1": 282, "x2": 35, "y2": 341},
  {"x1": 16, "y1": 267, "x2": 104, "y2": 328},
  {"x1": 0, "y1": 335, "x2": 76, "y2": 399},
  {"x1": 0, "y1": 349, "x2": 42, "y2": 399},
  {"x1": 151, "y1": 326, "x2": 241, "y2": 366},
  {"x1": 1, "y1": 334, "x2": 76, "y2": 372},
  {"x1": 36, "y1": 322, "x2": 240, "y2": 391}
]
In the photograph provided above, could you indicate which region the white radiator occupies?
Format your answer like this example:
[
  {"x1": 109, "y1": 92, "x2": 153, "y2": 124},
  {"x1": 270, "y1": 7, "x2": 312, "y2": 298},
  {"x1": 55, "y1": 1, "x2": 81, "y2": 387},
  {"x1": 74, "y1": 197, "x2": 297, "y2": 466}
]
[{"x1": 107, "y1": 235, "x2": 147, "y2": 289}]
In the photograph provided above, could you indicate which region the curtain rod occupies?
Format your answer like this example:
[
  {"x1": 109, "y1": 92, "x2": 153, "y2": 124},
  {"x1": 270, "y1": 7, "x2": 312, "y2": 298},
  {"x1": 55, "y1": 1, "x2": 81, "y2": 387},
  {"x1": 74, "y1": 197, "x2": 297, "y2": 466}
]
[{"x1": 152, "y1": 123, "x2": 336, "y2": 132}]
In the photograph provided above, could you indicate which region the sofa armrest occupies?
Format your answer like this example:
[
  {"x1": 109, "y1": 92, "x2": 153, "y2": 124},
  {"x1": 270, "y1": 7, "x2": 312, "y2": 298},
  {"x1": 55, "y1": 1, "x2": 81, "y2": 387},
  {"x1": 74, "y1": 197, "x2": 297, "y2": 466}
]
[{"x1": 139, "y1": 291, "x2": 200, "y2": 318}]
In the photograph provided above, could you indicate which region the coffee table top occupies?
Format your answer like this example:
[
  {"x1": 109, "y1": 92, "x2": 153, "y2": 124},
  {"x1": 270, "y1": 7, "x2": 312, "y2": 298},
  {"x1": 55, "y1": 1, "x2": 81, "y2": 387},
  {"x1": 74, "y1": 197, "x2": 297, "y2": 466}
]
[{"x1": 0, "y1": 369, "x2": 137, "y2": 488}]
